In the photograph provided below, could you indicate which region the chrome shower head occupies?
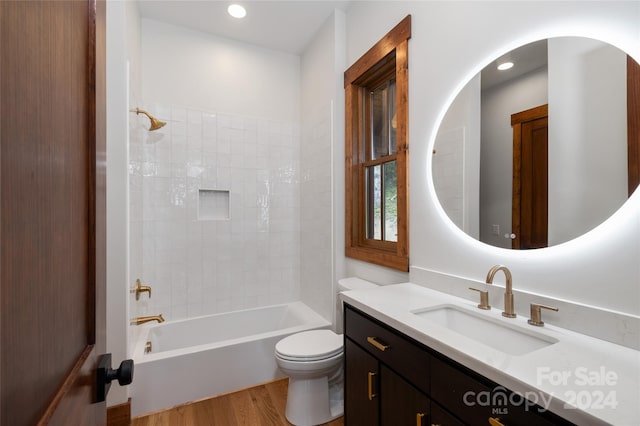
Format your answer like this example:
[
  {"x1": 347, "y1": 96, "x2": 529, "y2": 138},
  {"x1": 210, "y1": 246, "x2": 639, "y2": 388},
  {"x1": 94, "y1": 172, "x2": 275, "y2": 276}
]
[{"x1": 132, "y1": 108, "x2": 166, "y2": 131}]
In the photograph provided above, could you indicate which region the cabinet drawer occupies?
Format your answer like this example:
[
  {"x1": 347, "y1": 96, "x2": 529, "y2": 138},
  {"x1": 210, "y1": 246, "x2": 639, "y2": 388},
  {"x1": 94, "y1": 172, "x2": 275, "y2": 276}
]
[
  {"x1": 345, "y1": 305, "x2": 430, "y2": 394},
  {"x1": 430, "y1": 355, "x2": 570, "y2": 426}
]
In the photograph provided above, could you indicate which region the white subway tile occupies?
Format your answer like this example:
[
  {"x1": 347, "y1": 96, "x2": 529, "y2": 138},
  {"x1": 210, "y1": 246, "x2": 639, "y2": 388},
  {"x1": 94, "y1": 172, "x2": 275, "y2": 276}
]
[
  {"x1": 187, "y1": 109, "x2": 202, "y2": 124},
  {"x1": 131, "y1": 109, "x2": 305, "y2": 318}
]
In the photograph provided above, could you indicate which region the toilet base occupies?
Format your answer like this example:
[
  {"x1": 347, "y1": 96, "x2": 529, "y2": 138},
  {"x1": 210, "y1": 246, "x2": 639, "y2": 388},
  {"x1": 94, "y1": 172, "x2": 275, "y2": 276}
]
[{"x1": 284, "y1": 372, "x2": 343, "y2": 426}]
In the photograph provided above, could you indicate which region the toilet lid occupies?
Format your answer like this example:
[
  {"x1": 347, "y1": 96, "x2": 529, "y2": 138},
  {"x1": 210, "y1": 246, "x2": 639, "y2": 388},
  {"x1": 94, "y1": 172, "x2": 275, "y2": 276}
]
[{"x1": 275, "y1": 330, "x2": 343, "y2": 361}]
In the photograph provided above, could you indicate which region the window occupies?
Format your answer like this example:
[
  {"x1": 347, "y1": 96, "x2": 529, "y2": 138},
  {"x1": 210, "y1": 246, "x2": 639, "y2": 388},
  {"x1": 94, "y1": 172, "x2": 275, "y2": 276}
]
[{"x1": 344, "y1": 16, "x2": 410, "y2": 271}]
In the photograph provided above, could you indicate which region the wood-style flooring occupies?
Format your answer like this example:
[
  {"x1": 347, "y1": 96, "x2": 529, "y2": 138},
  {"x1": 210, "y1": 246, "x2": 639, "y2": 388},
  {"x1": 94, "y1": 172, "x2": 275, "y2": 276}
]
[{"x1": 132, "y1": 378, "x2": 344, "y2": 426}]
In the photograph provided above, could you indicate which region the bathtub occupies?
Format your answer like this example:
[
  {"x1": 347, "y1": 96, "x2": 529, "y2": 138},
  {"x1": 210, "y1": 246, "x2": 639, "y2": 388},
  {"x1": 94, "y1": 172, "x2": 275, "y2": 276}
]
[{"x1": 130, "y1": 301, "x2": 331, "y2": 416}]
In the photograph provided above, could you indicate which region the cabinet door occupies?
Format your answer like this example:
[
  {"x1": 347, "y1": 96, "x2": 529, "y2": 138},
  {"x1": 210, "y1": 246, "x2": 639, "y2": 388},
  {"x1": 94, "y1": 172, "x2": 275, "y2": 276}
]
[
  {"x1": 345, "y1": 338, "x2": 380, "y2": 425},
  {"x1": 380, "y1": 365, "x2": 430, "y2": 426},
  {"x1": 430, "y1": 402, "x2": 465, "y2": 426}
]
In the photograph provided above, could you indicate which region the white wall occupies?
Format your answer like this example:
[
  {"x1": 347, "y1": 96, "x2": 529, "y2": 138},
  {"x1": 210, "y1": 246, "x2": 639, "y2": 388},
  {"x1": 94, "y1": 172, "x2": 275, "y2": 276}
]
[
  {"x1": 141, "y1": 19, "x2": 300, "y2": 122},
  {"x1": 344, "y1": 2, "x2": 640, "y2": 317},
  {"x1": 106, "y1": 0, "x2": 141, "y2": 407},
  {"x1": 127, "y1": 1, "x2": 144, "y2": 344},
  {"x1": 548, "y1": 37, "x2": 628, "y2": 245},
  {"x1": 480, "y1": 66, "x2": 548, "y2": 248},
  {"x1": 300, "y1": 11, "x2": 346, "y2": 324}
]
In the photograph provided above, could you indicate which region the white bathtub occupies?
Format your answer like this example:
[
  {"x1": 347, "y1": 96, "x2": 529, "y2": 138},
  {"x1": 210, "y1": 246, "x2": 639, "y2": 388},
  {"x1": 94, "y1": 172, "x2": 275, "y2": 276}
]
[{"x1": 130, "y1": 302, "x2": 331, "y2": 416}]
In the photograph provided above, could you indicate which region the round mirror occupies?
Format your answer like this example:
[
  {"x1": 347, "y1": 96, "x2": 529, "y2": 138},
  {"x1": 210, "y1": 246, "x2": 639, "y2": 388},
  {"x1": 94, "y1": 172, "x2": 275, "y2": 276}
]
[{"x1": 433, "y1": 36, "x2": 639, "y2": 249}]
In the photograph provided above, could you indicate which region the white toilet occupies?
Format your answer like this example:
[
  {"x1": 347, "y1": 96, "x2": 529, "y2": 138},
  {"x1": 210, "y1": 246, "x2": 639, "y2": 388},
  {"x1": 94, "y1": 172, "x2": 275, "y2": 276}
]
[{"x1": 274, "y1": 278, "x2": 378, "y2": 426}]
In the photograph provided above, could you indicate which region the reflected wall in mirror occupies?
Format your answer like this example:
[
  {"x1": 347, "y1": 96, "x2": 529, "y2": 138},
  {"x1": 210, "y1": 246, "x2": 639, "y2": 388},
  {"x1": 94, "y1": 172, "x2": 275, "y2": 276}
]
[{"x1": 433, "y1": 37, "x2": 640, "y2": 249}]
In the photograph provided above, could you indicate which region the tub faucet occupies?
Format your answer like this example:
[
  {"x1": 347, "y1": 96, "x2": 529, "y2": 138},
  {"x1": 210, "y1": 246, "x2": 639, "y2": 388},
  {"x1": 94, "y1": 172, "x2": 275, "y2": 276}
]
[
  {"x1": 486, "y1": 265, "x2": 516, "y2": 318},
  {"x1": 131, "y1": 314, "x2": 165, "y2": 325}
]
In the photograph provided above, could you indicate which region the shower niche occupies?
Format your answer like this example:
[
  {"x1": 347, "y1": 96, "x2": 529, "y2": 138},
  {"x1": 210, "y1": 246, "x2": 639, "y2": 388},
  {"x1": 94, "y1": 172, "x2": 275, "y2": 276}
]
[{"x1": 198, "y1": 189, "x2": 230, "y2": 220}]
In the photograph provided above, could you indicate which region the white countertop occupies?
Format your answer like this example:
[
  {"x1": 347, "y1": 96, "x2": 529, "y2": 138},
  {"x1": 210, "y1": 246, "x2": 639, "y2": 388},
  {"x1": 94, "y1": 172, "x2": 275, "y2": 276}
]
[{"x1": 340, "y1": 283, "x2": 640, "y2": 426}]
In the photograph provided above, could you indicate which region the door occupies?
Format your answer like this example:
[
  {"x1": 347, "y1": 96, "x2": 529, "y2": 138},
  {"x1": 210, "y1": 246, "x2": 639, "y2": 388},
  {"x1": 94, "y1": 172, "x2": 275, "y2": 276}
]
[
  {"x1": 511, "y1": 105, "x2": 548, "y2": 250},
  {"x1": 1, "y1": 0, "x2": 106, "y2": 424}
]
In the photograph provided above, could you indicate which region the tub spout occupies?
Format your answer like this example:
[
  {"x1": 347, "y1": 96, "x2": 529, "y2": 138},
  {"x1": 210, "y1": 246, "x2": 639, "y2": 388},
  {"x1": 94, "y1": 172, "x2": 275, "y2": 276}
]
[{"x1": 131, "y1": 314, "x2": 165, "y2": 325}]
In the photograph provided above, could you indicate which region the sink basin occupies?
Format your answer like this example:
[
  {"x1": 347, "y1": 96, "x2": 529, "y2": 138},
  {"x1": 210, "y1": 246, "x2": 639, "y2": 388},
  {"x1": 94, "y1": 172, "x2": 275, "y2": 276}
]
[{"x1": 412, "y1": 305, "x2": 558, "y2": 356}]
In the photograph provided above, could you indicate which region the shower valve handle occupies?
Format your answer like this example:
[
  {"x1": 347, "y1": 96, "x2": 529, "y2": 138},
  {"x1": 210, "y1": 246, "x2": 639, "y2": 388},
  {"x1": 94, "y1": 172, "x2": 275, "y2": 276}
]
[{"x1": 133, "y1": 278, "x2": 152, "y2": 300}]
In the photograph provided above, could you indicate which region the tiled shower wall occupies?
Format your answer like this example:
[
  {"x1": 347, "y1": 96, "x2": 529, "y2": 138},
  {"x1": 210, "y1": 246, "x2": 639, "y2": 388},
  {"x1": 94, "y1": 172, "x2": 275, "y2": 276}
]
[{"x1": 130, "y1": 106, "x2": 300, "y2": 321}]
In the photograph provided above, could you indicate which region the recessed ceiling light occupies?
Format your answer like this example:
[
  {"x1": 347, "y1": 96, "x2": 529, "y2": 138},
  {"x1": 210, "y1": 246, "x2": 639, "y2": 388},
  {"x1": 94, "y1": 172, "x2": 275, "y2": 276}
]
[
  {"x1": 228, "y1": 4, "x2": 246, "y2": 19},
  {"x1": 497, "y1": 61, "x2": 514, "y2": 71}
]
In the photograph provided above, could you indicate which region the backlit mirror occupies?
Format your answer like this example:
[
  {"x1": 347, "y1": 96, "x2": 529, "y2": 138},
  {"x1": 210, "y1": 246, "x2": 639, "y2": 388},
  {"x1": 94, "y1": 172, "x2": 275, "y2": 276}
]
[{"x1": 433, "y1": 37, "x2": 639, "y2": 249}]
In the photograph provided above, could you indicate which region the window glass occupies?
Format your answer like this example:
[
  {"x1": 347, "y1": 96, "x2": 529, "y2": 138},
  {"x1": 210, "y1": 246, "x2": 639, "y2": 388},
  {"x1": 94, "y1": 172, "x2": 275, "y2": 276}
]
[
  {"x1": 384, "y1": 160, "x2": 398, "y2": 242},
  {"x1": 370, "y1": 83, "x2": 389, "y2": 160},
  {"x1": 366, "y1": 165, "x2": 382, "y2": 240},
  {"x1": 365, "y1": 161, "x2": 397, "y2": 242},
  {"x1": 388, "y1": 79, "x2": 397, "y2": 154}
]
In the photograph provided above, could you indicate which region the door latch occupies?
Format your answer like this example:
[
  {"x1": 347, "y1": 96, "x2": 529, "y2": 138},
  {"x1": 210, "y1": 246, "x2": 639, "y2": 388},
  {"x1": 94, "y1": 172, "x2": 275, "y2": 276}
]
[{"x1": 96, "y1": 353, "x2": 134, "y2": 402}]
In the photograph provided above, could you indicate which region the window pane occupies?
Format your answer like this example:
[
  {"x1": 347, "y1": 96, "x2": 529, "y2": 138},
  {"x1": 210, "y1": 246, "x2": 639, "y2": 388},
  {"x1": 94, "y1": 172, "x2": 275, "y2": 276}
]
[
  {"x1": 370, "y1": 83, "x2": 388, "y2": 160},
  {"x1": 388, "y1": 79, "x2": 397, "y2": 154},
  {"x1": 366, "y1": 165, "x2": 382, "y2": 240},
  {"x1": 383, "y1": 161, "x2": 398, "y2": 242}
]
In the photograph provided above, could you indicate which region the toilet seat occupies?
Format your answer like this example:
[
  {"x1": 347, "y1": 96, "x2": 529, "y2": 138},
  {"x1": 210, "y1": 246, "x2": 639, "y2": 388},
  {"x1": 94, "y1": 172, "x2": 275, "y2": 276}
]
[{"x1": 275, "y1": 330, "x2": 343, "y2": 362}]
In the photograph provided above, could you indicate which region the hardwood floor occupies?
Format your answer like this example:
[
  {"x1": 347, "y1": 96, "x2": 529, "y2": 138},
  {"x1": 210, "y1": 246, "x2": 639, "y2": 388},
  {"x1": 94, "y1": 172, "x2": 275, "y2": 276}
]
[{"x1": 132, "y1": 378, "x2": 344, "y2": 426}]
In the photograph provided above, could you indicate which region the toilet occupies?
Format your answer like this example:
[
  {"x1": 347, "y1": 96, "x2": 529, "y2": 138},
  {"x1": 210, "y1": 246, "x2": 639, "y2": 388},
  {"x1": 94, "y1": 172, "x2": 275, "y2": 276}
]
[{"x1": 274, "y1": 278, "x2": 378, "y2": 426}]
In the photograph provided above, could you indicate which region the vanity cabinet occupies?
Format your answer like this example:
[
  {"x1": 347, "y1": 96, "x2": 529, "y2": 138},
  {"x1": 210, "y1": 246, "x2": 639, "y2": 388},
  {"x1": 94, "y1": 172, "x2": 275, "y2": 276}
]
[
  {"x1": 344, "y1": 304, "x2": 574, "y2": 426},
  {"x1": 345, "y1": 338, "x2": 461, "y2": 425}
]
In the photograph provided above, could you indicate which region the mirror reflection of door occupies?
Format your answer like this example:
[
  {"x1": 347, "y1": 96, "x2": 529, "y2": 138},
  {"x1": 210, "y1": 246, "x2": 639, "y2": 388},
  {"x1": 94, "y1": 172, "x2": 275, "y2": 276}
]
[{"x1": 511, "y1": 105, "x2": 548, "y2": 249}]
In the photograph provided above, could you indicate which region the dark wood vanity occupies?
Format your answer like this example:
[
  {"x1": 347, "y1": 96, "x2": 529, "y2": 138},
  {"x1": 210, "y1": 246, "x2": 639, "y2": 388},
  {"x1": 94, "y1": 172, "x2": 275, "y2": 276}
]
[{"x1": 344, "y1": 304, "x2": 575, "y2": 426}]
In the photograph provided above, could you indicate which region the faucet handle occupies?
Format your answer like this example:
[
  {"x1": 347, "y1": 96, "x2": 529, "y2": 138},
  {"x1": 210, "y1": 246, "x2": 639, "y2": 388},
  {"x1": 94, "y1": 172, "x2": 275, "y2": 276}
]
[
  {"x1": 132, "y1": 279, "x2": 152, "y2": 301},
  {"x1": 528, "y1": 303, "x2": 558, "y2": 327},
  {"x1": 469, "y1": 287, "x2": 491, "y2": 310}
]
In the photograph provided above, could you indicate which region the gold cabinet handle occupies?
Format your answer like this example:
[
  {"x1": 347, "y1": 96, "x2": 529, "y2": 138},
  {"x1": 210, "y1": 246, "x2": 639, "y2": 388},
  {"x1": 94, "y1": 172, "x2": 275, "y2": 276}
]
[
  {"x1": 488, "y1": 417, "x2": 505, "y2": 426},
  {"x1": 367, "y1": 371, "x2": 377, "y2": 400},
  {"x1": 416, "y1": 412, "x2": 425, "y2": 426},
  {"x1": 367, "y1": 336, "x2": 390, "y2": 351}
]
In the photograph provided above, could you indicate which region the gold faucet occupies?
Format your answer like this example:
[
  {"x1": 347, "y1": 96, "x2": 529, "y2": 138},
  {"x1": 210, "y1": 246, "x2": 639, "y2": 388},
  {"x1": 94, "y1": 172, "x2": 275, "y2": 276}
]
[
  {"x1": 130, "y1": 314, "x2": 164, "y2": 325},
  {"x1": 486, "y1": 265, "x2": 516, "y2": 318}
]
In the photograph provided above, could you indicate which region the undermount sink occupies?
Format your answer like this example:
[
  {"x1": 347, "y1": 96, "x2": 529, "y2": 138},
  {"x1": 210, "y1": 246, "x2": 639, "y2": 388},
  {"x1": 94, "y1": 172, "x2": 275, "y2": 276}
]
[{"x1": 412, "y1": 304, "x2": 558, "y2": 356}]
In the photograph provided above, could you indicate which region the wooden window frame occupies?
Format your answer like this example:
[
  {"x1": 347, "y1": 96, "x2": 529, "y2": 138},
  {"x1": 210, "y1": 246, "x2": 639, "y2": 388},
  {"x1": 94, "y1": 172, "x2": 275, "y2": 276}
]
[{"x1": 344, "y1": 16, "x2": 411, "y2": 271}]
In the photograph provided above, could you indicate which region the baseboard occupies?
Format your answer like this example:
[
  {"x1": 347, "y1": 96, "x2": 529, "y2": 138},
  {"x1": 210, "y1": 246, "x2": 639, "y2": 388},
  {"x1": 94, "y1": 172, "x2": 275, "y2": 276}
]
[{"x1": 107, "y1": 398, "x2": 131, "y2": 426}]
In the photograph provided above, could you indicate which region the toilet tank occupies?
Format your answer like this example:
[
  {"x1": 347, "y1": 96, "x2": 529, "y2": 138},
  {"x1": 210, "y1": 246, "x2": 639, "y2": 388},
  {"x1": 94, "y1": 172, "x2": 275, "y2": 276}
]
[{"x1": 335, "y1": 278, "x2": 378, "y2": 333}]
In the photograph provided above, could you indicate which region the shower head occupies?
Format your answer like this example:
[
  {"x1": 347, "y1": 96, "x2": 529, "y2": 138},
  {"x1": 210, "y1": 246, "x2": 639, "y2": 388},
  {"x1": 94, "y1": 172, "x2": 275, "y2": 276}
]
[{"x1": 132, "y1": 108, "x2": 166, "y2": 131}]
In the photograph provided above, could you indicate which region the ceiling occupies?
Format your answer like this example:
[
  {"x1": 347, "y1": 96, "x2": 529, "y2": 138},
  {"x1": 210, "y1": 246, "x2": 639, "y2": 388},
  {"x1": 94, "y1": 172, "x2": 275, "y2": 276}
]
[
  {"x1": 136, "y1": 0, "x2": 352, "y2": 55},
  {"x1": 481, "y1": 39, "x2": 548, "y2": 91}
]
